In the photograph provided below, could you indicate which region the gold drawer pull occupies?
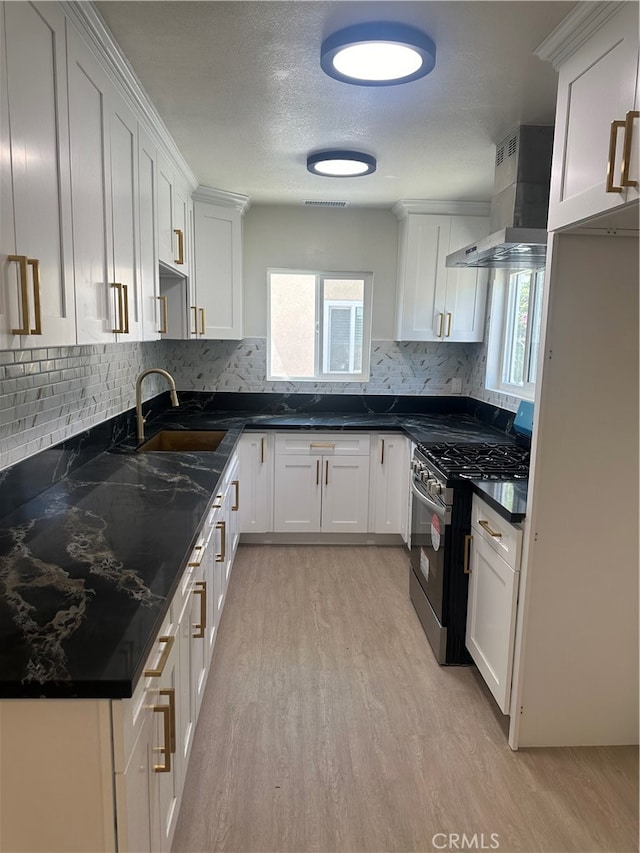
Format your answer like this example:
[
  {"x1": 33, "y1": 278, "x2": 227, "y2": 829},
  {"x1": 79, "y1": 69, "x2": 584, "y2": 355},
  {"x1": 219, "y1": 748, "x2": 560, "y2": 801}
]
[
  {"x1": 199, "y1": 307, "x2": 205, "y2": 335},
  {"x1": 232, "y1": 479, "x2": 239, "y2": 511},
  {"x1": 316, "y1": 459, "x2": 320, "y2": 486},
  {"x1": 437, "y1": 312, "x2": 444, "y2": 338},
  {"x1": 463, "y1": 534, "x2": 473, "y2": 574},
  {"x1": 380, "y1": 438, "x2": 385, "y2": 465},
  {"x1": 445, "y1": 312, "x2": 452, "y2": 337},
  {"x1": 159, "y1": 687, "x2": 176, "y2": 754},
  {"x1": 216, "y1": 520, "x2": 226, "y2": 562},
  {"x1": 260, "y1": 436, "x2": 265, "y2": 463},
  {"x1": 606, "y1": 119, "x2": 625, "y2": 193},
  {"x1": 478, "y1": 519, "x2": 502, "y2": 538},
  {"x1": 158, "y1": 295, "x2": 168, "y2": 333},
  {"x1": 122, "y1": 283, "x2": 130, "y2": 333},
  {"x1": 152, "y1": 704, "x2": 171, "y2": 773},
  {"x1": 190, "y1": 305, "x2": 197, "y2": 335},
  {"x1": 212, "y1": 493, "x2": 223, "y2": 509},
  {"x1": 9, "y1": 255, "x2": 30, "y2": 335},
  {"x1": 193, "y1": 581, "x2": 207, "y2": 639},
  {"x1": 188, "y1": 544, "x2": 204, "y2": 567},
  {"x1": 144, "y1": 635, "x2": 174, "y2": 677},
  {"x1": 111, "y1": 283, "x2": 124, "y2": 333},
  {"x1": 310, "y1": 442, "x2": 336, "y2": 449}
]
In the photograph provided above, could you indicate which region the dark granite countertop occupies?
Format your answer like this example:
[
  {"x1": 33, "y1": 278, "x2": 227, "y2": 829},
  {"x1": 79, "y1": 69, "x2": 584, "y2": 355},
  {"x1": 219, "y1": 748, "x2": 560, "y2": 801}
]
[
  {"x1": 471, "y1": 480, "x2": 528, "y2": 523},
  {"x1": 0, "y1": 397, "x2": 526, "y2": 699}
]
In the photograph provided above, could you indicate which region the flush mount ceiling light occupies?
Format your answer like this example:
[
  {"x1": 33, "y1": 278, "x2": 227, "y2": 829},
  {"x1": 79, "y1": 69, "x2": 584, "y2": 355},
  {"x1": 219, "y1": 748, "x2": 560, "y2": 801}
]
[
  {"x1": 307, "y1": 150, "x2": 376, "y2": 177},
  {"x1": 321, "y1": 21, "x2": 436, "y2": 85}
]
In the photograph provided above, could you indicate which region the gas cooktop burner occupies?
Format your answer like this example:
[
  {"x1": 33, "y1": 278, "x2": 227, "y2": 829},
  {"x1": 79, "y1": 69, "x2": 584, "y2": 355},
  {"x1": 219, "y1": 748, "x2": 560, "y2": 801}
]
[{"x1": 417, "y1": 441, "x2": 530, "y2": 480}]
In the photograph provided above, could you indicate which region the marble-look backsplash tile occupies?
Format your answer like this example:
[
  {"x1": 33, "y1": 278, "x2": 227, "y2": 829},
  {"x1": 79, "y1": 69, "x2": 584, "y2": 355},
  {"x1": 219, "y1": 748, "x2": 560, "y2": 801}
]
[{"x1": 161, "y1": 338, "x2": 479, "y2": 396}]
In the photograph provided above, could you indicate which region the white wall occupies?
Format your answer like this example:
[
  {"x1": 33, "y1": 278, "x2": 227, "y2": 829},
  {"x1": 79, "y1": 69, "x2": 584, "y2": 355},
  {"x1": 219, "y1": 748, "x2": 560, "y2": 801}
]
[{"x1": 243, "y1": 205, "x2": 399, "y2": 339}]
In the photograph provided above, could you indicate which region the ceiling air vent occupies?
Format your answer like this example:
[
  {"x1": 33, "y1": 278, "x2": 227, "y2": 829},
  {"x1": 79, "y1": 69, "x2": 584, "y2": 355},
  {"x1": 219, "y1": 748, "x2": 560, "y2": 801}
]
[
  {"x1": 508, "y1": 133, "x2": 518, "y2": 157},
  {"x1": 303, "y1": 200, "x2": 350, "y2": 208},
  {"x1": 495, "y1": 145, "x2": 504, "y2": 167}
]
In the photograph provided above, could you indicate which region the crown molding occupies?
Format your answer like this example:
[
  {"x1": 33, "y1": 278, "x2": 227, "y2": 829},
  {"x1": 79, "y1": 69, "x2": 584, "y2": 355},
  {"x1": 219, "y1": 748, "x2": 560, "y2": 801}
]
[
  {"x1": 60, "y1": 1, "x2": 199, "y2": 190},
  {"x1": 392, "y1": 199, "x2": 491, "y2": 219},
  {"x1": 535, "y1": 2, "x2": 627, "y2": 69},
  {"x1": 192, "y1": 185, "x2": 251, "y2": 213}
]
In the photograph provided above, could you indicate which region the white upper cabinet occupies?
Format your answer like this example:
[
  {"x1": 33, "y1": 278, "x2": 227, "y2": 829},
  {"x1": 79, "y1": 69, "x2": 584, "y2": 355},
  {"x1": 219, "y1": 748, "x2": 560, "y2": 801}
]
[
  {"x1": 0, "y1": 1, "x2": 76, "y2": 349},
  {"x1": 394, "y1": 210, "x2": 489, "y2": 342},
  {"x1": 541, "y1": 2, "x2": 639, "y2": 231},
  {"x1": 138, "y1": 126, "x2": 161, "y2": 341},
  {"x1": 191, "y1": 188, "x2": 248, "y2": 340},
  {"x1": 158, "y1": 155, "x2": 191, "y2": 275},
  {"x1": 67, "y1": 25, "x2": 142, "y2": 344}
]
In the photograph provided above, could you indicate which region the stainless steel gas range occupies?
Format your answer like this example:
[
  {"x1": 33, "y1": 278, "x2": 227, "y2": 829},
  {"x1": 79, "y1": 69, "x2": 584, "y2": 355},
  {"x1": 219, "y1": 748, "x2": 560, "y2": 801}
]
[{"x1": 410, "y1": 440, "x2": 530, "y2": 664}]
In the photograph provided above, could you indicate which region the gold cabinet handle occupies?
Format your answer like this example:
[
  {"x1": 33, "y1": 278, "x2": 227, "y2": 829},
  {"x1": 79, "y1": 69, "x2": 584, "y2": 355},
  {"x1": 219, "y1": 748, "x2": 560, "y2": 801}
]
[
  {"x1": 216, "y1": 520, "x2": 226, "y2": 562},
  {"x1": 232, "y1": 479, "x2": 239, "y2": 511},
  {"x1": 380, "y1": 438, "x2": 385, "y2": 465},
  {"x1": 325, "y1": 459, "x2": 329, "y2": 486},
  {"x1": 316, "y1": 459, "x2": 320, "y2": 485},
  {"x1": 213, "y1": 493, "x2": 223, "y2": 509},
  {"x1": 152, "y1": 703, "x2": 172, "y2": 773},
  {"x1": 144, "y1": 635, "x2": 174, "y2": 677},
  {"x1": 111, "y1": 283, "x2": 124, "y2": 333},
  {"x1": 174, "y1": 228, "x2": 184, "y2": 264},
  {"x1": 606, "y1": 119, "x2": 626, "y2": 192},
  {"x1": 122, "y1": 283, "x2": 130, "y2": 333},
  {"x1": 260, "y1": 436, "x2": 265, "y2": 464},
  {"x1": 445, "y1": 312, "x2": 452, "y2": 337},
  {"x1": 437, "y1": 312, "x2": 444, "y2": 338},
  {"x1": 622, "y1": 110, "x2": 639, "y2": 187},
  {"x1": 188, "y1": 544, "x2": 204, "y2": 568},
  {"x1": 8, "y1": 255, "x2": 29, "y2": 335},
  {"x1": 199, "y1": 307, "x2": 205, "y2": 335},
  {"x1": 159, "y1": 687, "x2": 176, "y2": 754},
  {"x1": 463, "y1": 534, "x2": 473, "y2": 574},
  {"x1": 478, "y1": 519, "x2": 503, "y2": 538},
  {"x1": 158, "y1": 295, "x2": 168, "y2": 334},
  {"x1": 27, "y1": 258, "x2": 42, "y2": 335},
  {"x1": 190, "y1": 305, "x2": 197, "y2": 335},
  {"x1": 310, "y1": 442, "x2": 336, "y2": 449},
  {"x1": 193, "y1": 581, "x2": 207, "y2": 639}
]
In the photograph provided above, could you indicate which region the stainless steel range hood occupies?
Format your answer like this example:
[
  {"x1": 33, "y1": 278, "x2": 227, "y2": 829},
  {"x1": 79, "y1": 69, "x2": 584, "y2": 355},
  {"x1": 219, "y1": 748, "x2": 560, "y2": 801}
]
[{"x1": 446, "y1": 125, "x2": 554, "y2": 269}]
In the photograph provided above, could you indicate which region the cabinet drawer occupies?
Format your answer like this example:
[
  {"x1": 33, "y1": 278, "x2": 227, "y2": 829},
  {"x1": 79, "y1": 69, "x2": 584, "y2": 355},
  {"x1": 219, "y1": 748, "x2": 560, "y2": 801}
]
[
  {"x1": 111, "y1": 606, "x2": 175, "y2": 773},
  {"x1": 471, "y1": 496, "x2": 522, "y2": 570},
  {"x1": 274, "y1": 432, "x2": 370, "y2": 456}
]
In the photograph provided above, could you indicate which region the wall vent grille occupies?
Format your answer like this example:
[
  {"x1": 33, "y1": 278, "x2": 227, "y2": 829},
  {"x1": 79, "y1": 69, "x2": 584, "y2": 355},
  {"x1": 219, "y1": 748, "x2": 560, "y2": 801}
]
[
  {"x1": 508, "y1": 134, "x2": 518, "y2": 157},
  {"x1": 303, "y1": 200, "x2": 349, "y2": 208}
]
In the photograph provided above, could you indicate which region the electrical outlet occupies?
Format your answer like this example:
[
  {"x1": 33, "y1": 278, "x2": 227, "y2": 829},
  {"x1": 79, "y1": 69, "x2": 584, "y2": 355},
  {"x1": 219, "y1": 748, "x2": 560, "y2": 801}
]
[{"x1": 451, "y1": 377, "x2": 462, "y2": 394}]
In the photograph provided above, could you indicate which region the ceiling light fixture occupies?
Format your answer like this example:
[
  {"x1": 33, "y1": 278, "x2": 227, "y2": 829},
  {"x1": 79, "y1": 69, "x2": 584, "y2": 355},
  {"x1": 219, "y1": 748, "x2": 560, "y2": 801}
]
[
  {"x1": 307, "y1": 150, "x2": 377, "y2": 177},
  {"x1": 321, "y1": 21, "x2": 436, "y2": 86}
]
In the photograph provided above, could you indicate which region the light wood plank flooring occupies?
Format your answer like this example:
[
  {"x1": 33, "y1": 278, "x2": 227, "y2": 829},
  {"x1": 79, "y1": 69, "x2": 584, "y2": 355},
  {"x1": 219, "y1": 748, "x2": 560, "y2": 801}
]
[{"x1": 172, "y1": 545, "x2": 638, "y2": 853}]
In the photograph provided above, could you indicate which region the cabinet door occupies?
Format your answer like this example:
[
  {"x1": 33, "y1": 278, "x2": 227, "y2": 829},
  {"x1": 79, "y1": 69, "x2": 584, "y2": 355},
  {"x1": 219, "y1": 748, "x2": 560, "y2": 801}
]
[
  {"x1": 442, "y1": 217, "x2": 489, "y2": 342},
  {"x1": 273, "y1": 454, "x2": 322, "y2": 532},
  {"x1": 238, "y1": 432, "x2": 273, "y2": 533},
  {"x1": 395, "y1": 214, "x2": 450, "y2": 341},
  {"x1": 138, "y1": 125, "x2": 161, "y2": 340},
  {"x1": 226, "y1": 453, "x2": 241, "y2": 566},
  {"x1": 321, "y1": 455, "x2": 370, "y2": 533},
  {"x1": 109, "y1": 96, "x2": 141, "y2": 340},
  {"x1": 370, "y1": 434, "x2": 409, "y2": 535},
  {"x1": 548, "y1": 3, "x2": 639, "y2": 230},
  {"x1": 115, "y1": 711, "x2": 153, "y2": 853},
  {"x1": 0, "y1": 1, "x2": 75, "y2": 349},
  {"x1": 67, "y1": 27, "x2": 115, "y2": 344},
  {"x1": 157, "y1": 156, "x2": 175, "y2": 268},
  {"x1": 465, "y1": 534, "x2": 519, "y2": 714},
  {"x1": 193, "y1": 201, "x2": 243, "y2": 339},
  {"x1": 173, "y1": 179, "x2": 189, "y2": 273}
]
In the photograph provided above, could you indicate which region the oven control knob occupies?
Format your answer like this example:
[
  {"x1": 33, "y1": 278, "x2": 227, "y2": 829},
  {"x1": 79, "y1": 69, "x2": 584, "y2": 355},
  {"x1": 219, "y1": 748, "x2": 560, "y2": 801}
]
[
  {"x1": 428, "y1": 480, "x2": 442, "y2": 497},
  {"x1": 420, "y1": 471, "x2": 431, "y2": 484}
]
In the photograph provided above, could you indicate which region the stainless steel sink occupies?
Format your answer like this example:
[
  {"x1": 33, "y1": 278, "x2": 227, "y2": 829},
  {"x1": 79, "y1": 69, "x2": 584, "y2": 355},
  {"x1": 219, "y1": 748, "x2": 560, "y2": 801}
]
[{"x1": 137, "y1": 430, "x2": 227, "y2": 452}]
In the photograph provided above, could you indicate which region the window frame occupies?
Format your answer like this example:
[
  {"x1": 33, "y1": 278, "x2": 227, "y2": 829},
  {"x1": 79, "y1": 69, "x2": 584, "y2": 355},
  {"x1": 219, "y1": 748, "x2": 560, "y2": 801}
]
[
  {"x1": 485, "y1": 267, "x2": 546, "y2": 401},
  {"x1": 267, "y1": 268, "x2": 373, "y2": 383}
]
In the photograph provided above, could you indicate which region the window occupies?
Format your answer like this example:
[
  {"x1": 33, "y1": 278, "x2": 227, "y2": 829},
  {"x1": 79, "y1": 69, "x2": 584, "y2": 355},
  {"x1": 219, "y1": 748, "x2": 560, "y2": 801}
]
[
  {"x1": 268, "y1": 270, "x2": 372, "y2": 381},
  {"x1": 486, "y1": 267, "x2": 545, "y2": 400}
]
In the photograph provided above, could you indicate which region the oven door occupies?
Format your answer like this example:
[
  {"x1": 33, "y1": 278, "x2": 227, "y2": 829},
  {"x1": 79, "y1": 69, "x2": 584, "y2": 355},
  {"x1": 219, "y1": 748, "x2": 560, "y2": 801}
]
[{"x1": 410, "y1": 478, "x2": 450, "y2": 625}]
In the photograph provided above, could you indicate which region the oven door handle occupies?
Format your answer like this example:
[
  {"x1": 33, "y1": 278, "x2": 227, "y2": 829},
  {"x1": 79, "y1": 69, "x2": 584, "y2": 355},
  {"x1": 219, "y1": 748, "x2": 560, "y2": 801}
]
[{"x1": 411, "y1": 479, "x2": 446, "y2": 516}]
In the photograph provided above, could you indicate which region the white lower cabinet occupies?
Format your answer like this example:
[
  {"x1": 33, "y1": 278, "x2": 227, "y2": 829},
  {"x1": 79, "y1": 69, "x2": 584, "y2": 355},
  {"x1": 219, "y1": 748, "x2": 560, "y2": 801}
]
[
  {"x1": 369, "y1": 433, "x2": 410, "y2": 536},
  {"x1": 465, "y1": 496, "x2": 523, "y2": 714},
  {"x1": 0, "y1": 451, "x2": 242, "y2": 853},
  {"x1": 273, "y1": 433, "x2": 370, "y2": 534},
  {"x1": 238, "y1": 432, "x2": 272, "y2": 533}
]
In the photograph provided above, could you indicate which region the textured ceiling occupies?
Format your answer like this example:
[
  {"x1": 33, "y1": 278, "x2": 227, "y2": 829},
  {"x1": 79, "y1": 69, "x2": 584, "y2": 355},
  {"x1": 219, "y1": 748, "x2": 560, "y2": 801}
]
[{"x1": 95, "y1": 1, "x2": 576, "y2": 208}]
